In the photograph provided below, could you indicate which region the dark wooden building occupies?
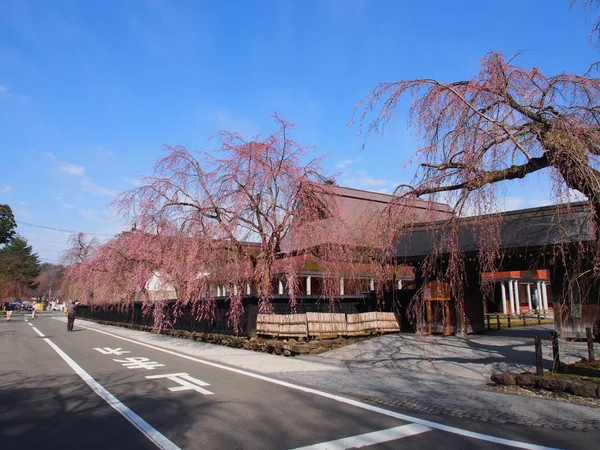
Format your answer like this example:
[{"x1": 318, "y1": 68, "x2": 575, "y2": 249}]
[{"x1": 393, "y1": 202, "x2": 600, "y2": 338}]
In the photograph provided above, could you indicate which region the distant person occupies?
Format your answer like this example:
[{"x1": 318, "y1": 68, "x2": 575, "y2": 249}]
[
  {"x1": 67, "y1": 301, "x2": 79, "y2": 331},
  {"x1": 532, "y1": 291, "x2": 539, "y2": 311},
  {"x1": 5, "y1": 303, "x2": 13, "y2": 321},
  {"x1": 31, "y1": 305, "x2": 36, "y2": 320}
]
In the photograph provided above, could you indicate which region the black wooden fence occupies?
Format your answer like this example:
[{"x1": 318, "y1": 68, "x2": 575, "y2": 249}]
[{"x1": 77, "y1": 293, "x2": 393, "y2": 337}]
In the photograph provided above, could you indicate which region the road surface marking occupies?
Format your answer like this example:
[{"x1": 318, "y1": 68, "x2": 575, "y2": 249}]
[
  {"x1": 113, "y1": 356, "x2": 165, "y2": 370},
  {"x1": 292, "y1": 423, "x2": 432, "y2": 450},
  {"x1": 94, "y1": 347, "x2": 130, "y2": 355},
  {"x1": 31, "y1": 325, "x2": 180, "y2": 450},
  {"x1": 63, "y1": 319, "x2": 559, "y2": 450},
  {"x1": 28, "y1": 323, "x2": 33, "y2": 327},
  {"x1": 146, "y1": 372, "x2": 214, "y2": 395},
  {"x1": 32, "y1": 327, "x2": 45, "y2": 337}
]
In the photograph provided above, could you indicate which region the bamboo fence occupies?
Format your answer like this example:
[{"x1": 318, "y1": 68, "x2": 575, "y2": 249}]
[{"x1": 256, "y1": 311, "x2": 399, "y2": 338}]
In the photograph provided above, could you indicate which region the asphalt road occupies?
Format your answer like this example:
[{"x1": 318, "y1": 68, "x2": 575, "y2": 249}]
[{"x1": 0, "y1": 313, "x2": 595, "y2": 449}]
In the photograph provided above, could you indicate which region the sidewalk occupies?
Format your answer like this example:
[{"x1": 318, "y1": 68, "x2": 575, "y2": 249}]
[
  {"x1": 68, "y1": 317, "x2": 600, "y2": 432},
  {"x1": 303, "y1": 325, "x2": 593, "y2": 382}
]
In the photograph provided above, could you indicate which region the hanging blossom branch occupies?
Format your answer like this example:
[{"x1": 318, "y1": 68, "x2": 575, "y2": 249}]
[
  {"x1": 356, "y1": 50, "x2": 600, "y2": 331},
  {"x1": 62, "y1": 113, "x2": 349, "y2": 334}
]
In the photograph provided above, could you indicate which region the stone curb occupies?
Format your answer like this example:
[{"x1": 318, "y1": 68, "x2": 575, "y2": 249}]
[
  {"x1": 492, "y1": 373, "x2": 599, "y2": 399},
  {"x1": 88, "y1": 319, "x2": 370, "y2": 356},
  {"x1": 356, "y1": 393, "x2": 600, "y2": 432}
]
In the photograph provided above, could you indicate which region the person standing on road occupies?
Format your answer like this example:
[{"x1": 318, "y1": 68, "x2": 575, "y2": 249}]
[
  {"x1": 5, "y1": 302, "x2": 13, "y2": 321},
  {"x1": 31, "y1": 305, "x2": 36, "y2": 320},
  {"x1": 67, "y1": 301, "x2": 78, "y2": 331}
]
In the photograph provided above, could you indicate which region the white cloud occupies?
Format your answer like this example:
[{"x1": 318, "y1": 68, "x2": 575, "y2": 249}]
[
  {"x1": 95, "y1": 145, "x2": 112, "y2": 157},
  {"x1": 46, "y1": 154, "x2": 117, "y2": 198},
  {"x1": 43, "y1": 152, "x2": 56, "y2": 160},
  {"x1": 340, "y1": 173, "x2": 401, "y2": 194},
  {"x1": 63, "y1": 204, "x2": 75, "y2": 209},
  {"x1": 336, "y1": 158, "x2": 360, "y2": 169},
  {"x1": 79, "y1": 208, "x2": 100, "y2": 222},
  {"x1": 0, "y1": 85, "x2": 26, "y2": 101},
  {"x1": 58, "y1": 162, "x2": 85, "y2": 176},
  {"x1": 53, "y1": 190, "x2": 68, "y2": 200},
  {"x1": 355, "y1": 175, "x2": 399, "y2": 194},
  {"x1": 337, "y1": 161, "x2": 402, "y2": 194},
  {"x1": 502, "y1": 196, "x2": 523, "y2": 211},
  {"x1": 357, "y1": 175, "x2": 392, "y2": 188},
  {"x1": 124, "y1": 176, "x2": 143, "y2": 186},
  {"x1": 0, "y1": 184, "x2": 12, "y2": 193},
  {"x1": 14, "y1": 208, "x2": 31, "y2": 218},
  {"x1": 82, "y1": 179, "x2": 118, "y2": 197}
]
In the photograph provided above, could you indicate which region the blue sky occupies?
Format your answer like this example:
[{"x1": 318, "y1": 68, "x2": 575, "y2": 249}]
[{"x1": 0, "y1": 0, "x2": 596, "y2": 263}]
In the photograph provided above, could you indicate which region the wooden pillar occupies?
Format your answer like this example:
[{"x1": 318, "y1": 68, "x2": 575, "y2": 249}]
[
  {"x1": 500, "y1": 281, "x2": 507, "y2": 314},
  {"x1": 526, "y1": 283, "x2": 532, "y2": 312},
  {"x1": 278, "y1": 279, "x2": 283, "y2": 295},
  {"x1": 535, "y1": 337, "x2": 543, "y2": 377},
  {"x1": 444, "y1": 301, "x2": 452, "y2": 336},
  {"x1": 552, "y1": 331, "x2": 561, "y2": 372},
  {"x1": 340, "y1": 278, "x2": 344, "y2": 296},
  {"x1": 541, "y1": 282, "x2": 549, "y2": 311},
  {"x1": 369, "y1": 278, "x2": 374, "y2": 291},
  {"x1": 426, "y1": 300, "x2": 433, "y2": 335},
  {"x1": 513, "y1": 280, "x2": 520, "y2": 314},
  {"x1": 306, "y1": 276, "x2": 312, "y2": 296},
  {"x1": 508, "y1": 280, "x2": 515, "y2": 315}
]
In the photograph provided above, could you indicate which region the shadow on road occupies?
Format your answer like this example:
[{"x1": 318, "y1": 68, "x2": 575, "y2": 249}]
[{"x1": 307, "y1": 325, "x2": 591, "y2": 382}]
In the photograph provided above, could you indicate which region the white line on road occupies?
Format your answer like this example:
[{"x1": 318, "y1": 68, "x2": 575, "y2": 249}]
[
  {"x1": 28, "y1": 323, "x2": 33, "y2": 327},
  {"x1": 64, "y1": 319, "x2": 559, "y2": 450},
  {"x1": 32, "y1": 327, "x2": 45, "y2": 337},
  {"x1": 292, "y1": 423, "x2": 432, "y2": 449},
  {"x1": 31, "y1": 324, "x2": 180, "y2": 450}
]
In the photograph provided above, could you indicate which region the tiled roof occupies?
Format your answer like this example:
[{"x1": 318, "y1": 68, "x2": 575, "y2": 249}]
[
  {"x1": 326, "y1": 185, "x2": 452, "y2": 227},
  {"x1": 394, "y1": 202, "x2": 590, "y2": 260},
  {"x1": 282, "y1": 184, "x2": 454, "y2": 252}
]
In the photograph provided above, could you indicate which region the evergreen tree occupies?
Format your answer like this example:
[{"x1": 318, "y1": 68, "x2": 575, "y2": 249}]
[
  {"x1": 0, "y1": 235, "x2": 41, "y2": 300},
  {"x1": 0, "y1": 204, "x2": 16, "y2": 247}
]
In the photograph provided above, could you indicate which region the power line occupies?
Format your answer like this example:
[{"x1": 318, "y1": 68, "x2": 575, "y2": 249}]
[{"x1": 16, "y1": 221, "x2": 117, "y2": 237}]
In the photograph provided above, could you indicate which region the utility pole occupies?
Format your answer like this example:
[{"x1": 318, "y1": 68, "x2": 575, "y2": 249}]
[{"x1": 48, "y1": 281, "x2": 52, "y2": 309}]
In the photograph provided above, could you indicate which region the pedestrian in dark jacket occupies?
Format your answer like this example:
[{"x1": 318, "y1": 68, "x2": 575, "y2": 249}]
[
  {"x1": 67, "y1": 302, "x2": 78, "y2": 331},
  {"x1": 5, "y1": 302, "x2": 13, "y2": 321}
]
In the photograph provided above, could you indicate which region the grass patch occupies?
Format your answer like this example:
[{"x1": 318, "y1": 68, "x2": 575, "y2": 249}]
[
  {"x1": 484, "y1": 316, "x2": 554, "y2": 330},
  {"x1": 551, "y1": 372, "x2": 600, "y2": 383},
  {"x1": 553, "y1": 358, "x2": 600, "y2": 381}
]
